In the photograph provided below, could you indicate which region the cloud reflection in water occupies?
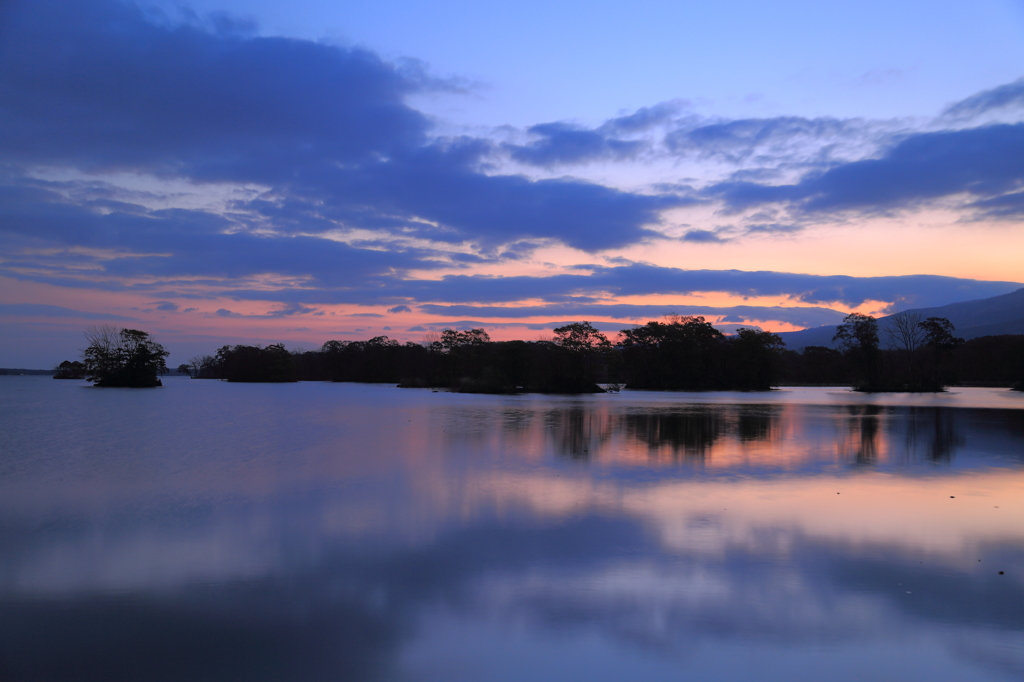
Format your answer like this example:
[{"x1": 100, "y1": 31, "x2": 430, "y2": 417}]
[{"x1": 0, "y1": 380, "x2": 1021, "y2": 681}]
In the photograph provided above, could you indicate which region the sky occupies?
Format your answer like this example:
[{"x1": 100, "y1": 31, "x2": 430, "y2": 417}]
[{"x1": 2, "y1": 0, "x2": 1024, "y2": 367}]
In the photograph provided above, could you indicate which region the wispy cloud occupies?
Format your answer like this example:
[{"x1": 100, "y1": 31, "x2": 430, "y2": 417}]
[{"x1": 0, "y1": 304, "x2": 135, "y2": 321}]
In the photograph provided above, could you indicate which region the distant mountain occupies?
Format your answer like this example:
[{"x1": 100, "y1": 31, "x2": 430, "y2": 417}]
[
  {"x1": 776, "y1": 325, "x2": 839, "y2": 350},
  {"x1": 778, "y1": 287, "x2": 1024, "y2": 350}
]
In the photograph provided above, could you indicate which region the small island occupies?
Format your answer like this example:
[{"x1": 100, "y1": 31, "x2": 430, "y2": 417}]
[{"x1": 73, "y1": 325, "x2": 170, "y2": 387}]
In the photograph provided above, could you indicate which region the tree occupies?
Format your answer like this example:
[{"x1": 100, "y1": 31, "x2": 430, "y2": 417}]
[
  {"x1": 833, "y1": 313, "x2": 879, "y2": 353},
  {"x1": 215, "y1": 343, "x2": 297, "y2": 382},
  {"x1": 619, "y1": 316, "x2": 726, "y2": 389},
  {"x1": 918, "y1": 317, "x2": 963, "y2": 388},
  {"x1": 882, "y1": 311, "x2": 926, "y2": 388},
  {"x1": 82, "y1": 325, "x2": 169, "y2": 387},
  {"x1": 440, "y1": 328, "x2": 490, "y2": 350},
  {"x1": 53, "y1": 360, "x2": 85, "y2": 379},
  {"x1": 919, "y1": 317, "x2": 962, "y2": 353},
  {"x1": 884, "y1": 311, "x2": 924, "y2": 352},
  {"x1": 552, "y1": 322, "x2": 612, "y2": 390},
  {"x1": 833, "y1": 313, "x2": 880, "y2": 390},
  {"x1": 553, "y1": 321, "x2": 610, "y2": 353},
  {"x1": 729, "y1": 328, "x2": 785, "y2": 390}
]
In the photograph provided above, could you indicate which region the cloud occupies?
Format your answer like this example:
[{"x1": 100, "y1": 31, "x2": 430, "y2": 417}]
[
  {"x1": 405, "y1": 325, "x2": 426, "y2": 332},
  {"x1": 602, "y1": 101, "x2": 682, "y2": 134},
  {"x1": 942, "y1": 78, "x2": 1024, "y2": 120},
  {"x1": 210, "y1": 265, "x2": 1022, "y2": 312},
  {"x1": 213, "y1": 304, "x2": 322, "y2": 319},
  {"x1": 666, "y1": 116, "x2": 858, "y2": 163},
  {"x1": 0, "y1": 1, "x2": 686, "y2": 253},
  {"x1": 266, "y1": 302, "x2": 316, "y2": 317},
  {"x1": 503, "y1": 102, "x2": 681, "y2": 167},
  {"x1": 374, "y1": 266, "x2": 1024, "y2": 310},
  {"x1": 968, "y1": 190, "x2": 1024, "y2": 219},
  {"x1": 416, "y1": 303, "x2": 847, "y2": 328},
  {"x1": 682, "y1": 229, "x2": 727, "y2": 243},
  {"x1": 297, "y1": 139, "x2": 690, "y2": 251},
  {"x1": 0, "y1": 303, "x2": 135, "y2": 321},
  {"x1": 744, "y1": 222, "x2": 801, "y2": 234},
  {"x1": 0, "y1": 0, "x2": 429, "y2": 176},
  {"x1": 505, "y1": 122, "x2": 645, "y2": 166},
  {"x1": 3, "y1": 2, "x2": 1023, "y2": 340},
  {"x1": 0, "y1": 179, "x2": 449, "y2": 293},
  {"x1": 707, "y1": 123, "x2": 1024, "y2": 215}
]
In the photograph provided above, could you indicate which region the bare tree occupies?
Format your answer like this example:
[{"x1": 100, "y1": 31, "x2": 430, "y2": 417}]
[
  {"x1": 884, "y1": 311, "x2": 924, "y2": 352},
  {"x1": 422, "y1": 331, "x2": 441, "y2": 350},
  {"x1": 82, "y1": 324, "x2": 120, "y2": 378}
]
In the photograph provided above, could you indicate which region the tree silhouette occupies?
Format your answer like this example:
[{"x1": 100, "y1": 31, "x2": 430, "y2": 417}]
[
  {"x1": 919, "y1": 317, "x2": 963, "y2": 389},
  {"x1": 833, "y1": 313, "x2": 880, "y2": 390},
  {"x1": 53, "y1": 360, "x2": 86, "y2": 379},
  {"x1": 82, "y1": 325, "x2": 168, "y2": 387},
  {"x1": 552, "y1": 322, "x2": 612, "y2": 390},
  {"x1": 619, "y1": 316, "x2": 729, "y2": 389}
]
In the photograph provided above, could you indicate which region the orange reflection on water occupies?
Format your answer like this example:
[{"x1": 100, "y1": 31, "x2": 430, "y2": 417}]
[{"x1": 438, "y1": 401, "x2": 986, "y2": 471}]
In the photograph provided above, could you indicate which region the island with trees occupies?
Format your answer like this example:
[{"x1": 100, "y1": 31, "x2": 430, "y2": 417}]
[{"x1": 65, "y1": 325, "x2": 170, "y2": 387}]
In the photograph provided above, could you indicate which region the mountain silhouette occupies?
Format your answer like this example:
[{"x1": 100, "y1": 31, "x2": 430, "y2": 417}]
[{"x1": 778, "y1": 288, "x2": 1024, "y2": 350}]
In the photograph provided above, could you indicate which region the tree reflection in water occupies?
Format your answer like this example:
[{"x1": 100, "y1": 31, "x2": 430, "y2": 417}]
[
  {"x1": 736, "y1": 405, "x2": 780, "y2": 442},
  {"x1": 624, "y1": 409, "x2": 727, "y2": 461},
  {"x1": 897, "y1": 407, "x2": 964, "y2": 463},
  {"x1": 546, "y1": 407, "x2": 613, "y2": 460},
  {"x1": 843, "y1": 405, "x2": 883, "y2": 466},
  {"x1": 469, "y1": 396, "x2": 1024, "y2": 469}
]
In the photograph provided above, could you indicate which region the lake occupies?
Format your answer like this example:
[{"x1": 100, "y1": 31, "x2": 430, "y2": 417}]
[{"x1": 1, "y1": 376, "x2": 1022, "y2": 681}]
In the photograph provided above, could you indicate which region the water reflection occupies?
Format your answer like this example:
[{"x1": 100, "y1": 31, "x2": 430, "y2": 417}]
[
  {"x1": 737, "y1": 404, "x2": 779, "y2": 442},
  {"x1": 898, "y1": 407, "x2": 964, "y2": 463},
  {"x1": 624, "y1": 409, "x2": 727, "y2": 461},
  {"x1": 841, "y1": 404, "x2": 882, "y2": 466},
  {"x1": 545, "y1": 407, "x2": 613, "y2": 460},
  {"x1": 1, "y1": 379, "x2": 1023, "y2": 681},
  {"x1": 481, "y1": 400, "x2": 1022, "y2": 471}
]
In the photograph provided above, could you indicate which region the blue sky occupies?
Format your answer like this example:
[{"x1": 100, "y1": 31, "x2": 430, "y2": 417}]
[
  {"x1": 1, "y1": 0, "x2": 1024, "y2": 366},
  {"x1": 172, "y1": 0, "x2": 1024, "y2": 125}
]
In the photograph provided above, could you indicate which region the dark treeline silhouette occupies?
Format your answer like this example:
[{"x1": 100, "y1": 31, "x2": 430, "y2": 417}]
[
  {"x1": 952, "y1": 335, "x2": 1024, "y2": 391},
  {"x1": 179, "y1": 315, "x2": 1024, "y2": 392},
  {"x1": 619, "y1": 317, "x2": 784, "y2": 390},
  {"x1": 185, "y1": 319, "x2": 786, "y2": 392},
  {"x1": 778, "y1": 313, "x2": 1024, "y2": 391},
  {"x1": 53, "y1": 360, "x2": 86, "y2": 379},
  {"x1": 58, "y1": 317, "x2": 1024, "y2": 392}
]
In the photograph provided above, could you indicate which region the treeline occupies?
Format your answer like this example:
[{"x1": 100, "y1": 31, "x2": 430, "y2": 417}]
[
  {"x1": 55, "y1": 316, "x2": 1024, "y2": 392},
  {"x1": 184, "y1": 319, "x2": 789, "y2": 392},
  {"x1": 181, "y1": 314, "x2": 1024, "y2": 392},
  {"x1": 778, "y1": 313, "x2": 1024, "y2": 391}
]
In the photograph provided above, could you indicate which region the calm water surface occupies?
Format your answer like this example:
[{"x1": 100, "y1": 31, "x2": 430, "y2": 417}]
[{"x1": 1, "y1": 377, "x2": 1022, "y2": 681}]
